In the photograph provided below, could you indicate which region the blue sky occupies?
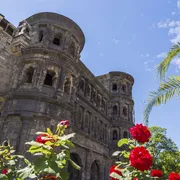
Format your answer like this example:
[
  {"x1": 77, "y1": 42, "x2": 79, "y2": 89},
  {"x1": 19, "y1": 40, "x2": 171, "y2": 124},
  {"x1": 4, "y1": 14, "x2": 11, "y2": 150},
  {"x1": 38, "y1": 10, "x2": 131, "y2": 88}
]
[{"x1": 1, "y1": 0, "x2": 180, "y2": 148}]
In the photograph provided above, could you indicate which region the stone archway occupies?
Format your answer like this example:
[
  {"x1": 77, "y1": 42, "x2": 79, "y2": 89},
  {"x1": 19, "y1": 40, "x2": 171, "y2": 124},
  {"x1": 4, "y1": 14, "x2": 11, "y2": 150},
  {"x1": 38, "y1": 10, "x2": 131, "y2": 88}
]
[
  {"x1": 90, "y1": 160, "x2": 100, "y2": 180},
  {"x1": 68, "y1": 153, "x2": 82, "y2": 180}
]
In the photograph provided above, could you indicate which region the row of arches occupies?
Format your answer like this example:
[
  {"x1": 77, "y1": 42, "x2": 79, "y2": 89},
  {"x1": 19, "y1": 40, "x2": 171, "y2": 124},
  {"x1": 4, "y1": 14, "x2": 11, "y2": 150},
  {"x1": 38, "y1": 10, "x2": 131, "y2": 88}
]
[
  {"x1": 111, "y1": 82, "x2": 128, "y2": 94},
  {"x1": 39, "y1": 30, "x2": 76, "y2": 57},
  {"x1": 77, "y1": 105, "x2": 108, "y2": 144},
  {"x1": 112, "y1": 130, "x2": 130, "y2": 140},
  {"x1": 112, "y1": 105, "x2": 128, "y2": 117},
  {"x1": 78, "y1": 78, "x2": 107, "y2": 113},
  {"x1": 68, "y1": 153, "x2": 100, "y2": 180},
  {"x1": 24, "y1": 66, "x2": 72, "y2": 94}
]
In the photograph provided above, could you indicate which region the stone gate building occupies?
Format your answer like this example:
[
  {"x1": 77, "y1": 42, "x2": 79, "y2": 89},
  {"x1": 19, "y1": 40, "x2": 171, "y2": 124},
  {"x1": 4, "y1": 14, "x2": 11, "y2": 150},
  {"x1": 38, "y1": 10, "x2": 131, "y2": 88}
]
[{"x1": 0, "y1": 12, "x2": 134, "y2": 180}]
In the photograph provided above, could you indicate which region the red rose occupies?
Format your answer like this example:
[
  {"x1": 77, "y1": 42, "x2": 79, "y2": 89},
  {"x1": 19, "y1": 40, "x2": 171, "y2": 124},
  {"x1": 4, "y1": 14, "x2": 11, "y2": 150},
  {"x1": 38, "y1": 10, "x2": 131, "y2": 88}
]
[
  {"x1": 110, "y1": 165, "x2": 122, "y2": 180},
  {"x1": 133, "y1": 178, "x2": 138, "y2": 180},
  {"x1": 36, "y1": 134, "x2": 50, "y2": 144},
  {"x1": 129, "y1": 146, "x2": 152, "y2": 172},
  {"x1": 59, "y1": 120, "x2": 69, "y2": 128},
  {"x1": 45, "y1": 174, "x2": 57, "y2": 180},
  {"x1": 1, "y1": 168, "x2": 8, "y2": 174},
  {"x1": 168, "y1": 172, "x2": 180, "y2": 180},
  {"x1": 129, "y1": 124, "x2": 151, "y2": 143},
  {"x1": 150, "y1": 169, "x2": 163, "y2": 178}
]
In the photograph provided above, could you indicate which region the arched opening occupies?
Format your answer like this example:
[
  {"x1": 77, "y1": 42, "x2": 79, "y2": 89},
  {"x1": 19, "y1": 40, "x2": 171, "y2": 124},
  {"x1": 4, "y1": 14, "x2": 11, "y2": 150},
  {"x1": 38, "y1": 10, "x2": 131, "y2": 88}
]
[
  {"x1": 68, "y1": 153, "x2": 82, "y2": 180},
  {"x1": 85, "y1": 84, "x2": 91, "y2": 97},
  {"x1": 53, "y1": 34, "x2": 62, "y2": 46},
  {"x1": 39, "y1": 30, "x2": 44, "y2": 42},
  {"x1": 44, "y1": 70, "x2": 55, "y2": 86},
  {"x1": 79, "y1": 79, "x2": 85, "y2": 91},
  {"x1": 90, "y1": 160, "x2": 100, "y2": 180},
  {"x1": 123, "y1": 131, "x2": 128, "y2": 138},
  {"x1": 122, "y1": 84, "x2": 127, "y2": 93},
  {"x1": 25, "y1": 27, "x2": 30, "y2": 35},
  {"x1": 113, "y1": 105, "x2": 118, "y2": 115},
  {"x1": 123, "y1": 107, "x2": 128, "y2": 116},
  {"x1": 69, "y1": 41, "x2": 76, "y2": 57},
  {"x1": 64, "y1": 77, "x2": 71, "y2": 94},
  {"x1": 113, "y1": 130, "x2": 118, "y2": 140},
  {"x1": 112, "y1": 83, "x2": 117, "y2": 91},
  {"x1": 26, "y1": 67, "x2": 34, "y2": 83}
]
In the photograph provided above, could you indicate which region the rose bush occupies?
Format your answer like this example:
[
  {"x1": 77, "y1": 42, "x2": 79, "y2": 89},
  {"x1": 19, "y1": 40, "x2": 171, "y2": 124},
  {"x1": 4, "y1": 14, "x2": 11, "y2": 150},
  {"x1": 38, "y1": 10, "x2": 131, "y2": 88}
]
[
  {"x1": 0, "y1": 120, "x2": 80, "y2": 180},
  {"x1": 110, "y1": 124, "x2": 180, "y2": 180}
]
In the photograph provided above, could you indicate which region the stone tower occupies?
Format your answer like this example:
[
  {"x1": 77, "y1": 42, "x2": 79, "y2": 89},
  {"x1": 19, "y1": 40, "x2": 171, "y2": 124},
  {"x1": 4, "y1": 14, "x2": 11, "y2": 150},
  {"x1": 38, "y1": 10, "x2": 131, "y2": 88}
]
[{"x1": 0, "y1": 12, "x2": 134, "y2": 180}]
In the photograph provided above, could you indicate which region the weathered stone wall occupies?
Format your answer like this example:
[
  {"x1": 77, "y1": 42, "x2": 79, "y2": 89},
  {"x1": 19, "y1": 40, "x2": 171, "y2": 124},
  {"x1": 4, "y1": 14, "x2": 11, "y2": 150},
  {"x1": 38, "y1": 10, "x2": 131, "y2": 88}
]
[
  {"x1": 0, "y1": 12, "x2": 135, "y2": 180},
  {"x1": 0, "y1": 16, "x2": 15, "y2": 94}
]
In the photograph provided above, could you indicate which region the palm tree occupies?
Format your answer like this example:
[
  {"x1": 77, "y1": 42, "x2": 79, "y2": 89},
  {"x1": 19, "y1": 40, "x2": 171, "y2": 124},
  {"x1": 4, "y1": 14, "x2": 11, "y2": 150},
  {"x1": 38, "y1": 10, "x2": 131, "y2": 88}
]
[{"x1": 143, "y1": 43, "x2": 180, "y2": 125}]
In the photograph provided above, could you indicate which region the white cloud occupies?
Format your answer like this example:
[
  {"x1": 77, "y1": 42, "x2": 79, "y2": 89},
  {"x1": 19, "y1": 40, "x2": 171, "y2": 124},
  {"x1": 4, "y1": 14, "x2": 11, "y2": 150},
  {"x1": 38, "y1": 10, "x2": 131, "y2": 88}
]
[
  {"x1": 157, "y1": 19, "x2": 180, "y2": 44},
  {"x1": 143, "y1": 59, "x2": 155, "y2": 72},
  {"x1": 172, "y1": 58, "x2": 180, "y2": 68},
  {"x1": 157, "y1": 52, "x2": 167, "y2": 58},
  {"x1": 100, "y1": 53, "x2": 104, "y2": 56},
  {"x1": 141, "y1": 53, "x2": 150, "y2": 58},
  {"x1": 112, "y1": 38, "x2": 119, "y2": 44},
  {"x1": 177, "y1": 0, "x2": 180, "y2": 8}
]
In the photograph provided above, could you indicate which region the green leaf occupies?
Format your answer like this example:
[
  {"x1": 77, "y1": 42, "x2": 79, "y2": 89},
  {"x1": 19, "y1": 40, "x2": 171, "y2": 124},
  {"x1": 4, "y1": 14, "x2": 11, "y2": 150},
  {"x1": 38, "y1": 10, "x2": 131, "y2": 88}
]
[
  {"x1": 47, "y1": 128, "x2": 53, "y2": 136},
  {"x1": 69, "y1": 159, "x2": 81, "y2": 170},
  {"x1": 110, "y1": 172, "x2": 122, "y2": 179},
  {"x1": 112, "y1": 151, "x2": 121, "y2": 156},
  {"x1": 17, "y1": 166, "x2": 35, "y2": 179},
  {"x1": 26, "y1": 141, "x2": 52, "y2": 150},
  {"x1": 59, "y1": 133, "x2": 75, "y2": 141},
  {"x1": 117, "y1": 138, "x2": 129, "y2": 147},
  {"x1": 44, "y1": 167, "x2": 56, "y2": 174},
  {"x1": 60, "y1": 170, "x2": 69, "y2": 180},
  {"x1": 7, "y1": 160, "x2": 16, "y2": 166},
  {"x1": 0, "y1": 174, "x2": 8, "y2": 180}
]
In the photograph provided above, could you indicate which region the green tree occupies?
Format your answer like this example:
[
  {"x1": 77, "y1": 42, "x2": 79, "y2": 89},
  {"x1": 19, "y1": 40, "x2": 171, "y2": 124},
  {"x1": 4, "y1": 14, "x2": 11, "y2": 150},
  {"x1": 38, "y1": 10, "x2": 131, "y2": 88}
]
[
  {"x1": 143, "y1": 43, "x2": 180, "y2": 125},
  {"x1": 147, "y1": 126, "x2": 180, "y2": 178}
]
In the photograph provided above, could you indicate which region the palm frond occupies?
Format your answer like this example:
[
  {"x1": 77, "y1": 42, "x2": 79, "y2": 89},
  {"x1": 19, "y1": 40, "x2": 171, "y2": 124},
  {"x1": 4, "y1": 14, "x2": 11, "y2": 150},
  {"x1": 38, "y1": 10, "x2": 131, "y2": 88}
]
[
  {"x1": 143, "y1": 76, "x2": 180, "y2": 126},
  {"x1": 157, "y1": 43, "x2": 180, "y2": 80}
]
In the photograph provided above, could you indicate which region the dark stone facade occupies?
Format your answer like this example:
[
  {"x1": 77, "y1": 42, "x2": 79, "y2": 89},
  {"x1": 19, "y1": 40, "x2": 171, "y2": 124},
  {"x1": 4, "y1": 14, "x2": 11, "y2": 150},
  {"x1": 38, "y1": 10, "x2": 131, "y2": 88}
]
[{"x1": 0, "y1": 12, "x2": 134, "y2": 180}]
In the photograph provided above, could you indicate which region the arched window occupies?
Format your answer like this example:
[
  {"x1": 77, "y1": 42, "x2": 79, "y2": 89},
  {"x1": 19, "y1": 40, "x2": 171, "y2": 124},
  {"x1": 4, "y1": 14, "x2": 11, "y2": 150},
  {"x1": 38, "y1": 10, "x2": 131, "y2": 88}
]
[
  {"x1": 113, "y1": 130, "x2": 118, "y2": 140},
  {"x1": 79, "y1": 80, "x2": 85, "y2": 91},
  {"x1": 122, "y1": 84, "x2": 127, "y2": 93},
  {"x1": 90, "y1": 160, "x2": 100, "y2": 180},
  {"x1": 68, "y1": 153, "x2": 82, "y2": 180},
  {"x1": 112, "y1": 83, "x2": 117, "y2": 91},
  {"x1": 69, "y1": 41, "x2": 76, "y2": 57},
  {"x1": 97, "y1": 94, "x2": 101, "y2": 106},
  {"x1": 44, "y1": 70, "x2": 55, "y2": 86},
  {"x1": 26, "y1": 67, "x2": 34, "y2": 83},
  {"x1": 25, "y1": 27, "x2": 29, "y2": 35},
  {"x1": 123, "y1": 131, "x2": 128, "y2": 138},
  {"x1": 39, "y1": 30, "x2": 44, "y2": 42},
  {"x1": 53, "y1": 34, "x2": 62, "y2": 46},
  {"x1": 64, "y1": 78, "x2": 71, "y2": 94},
  {"x1": 123, "y1": 107, "x2": 128, "y2": 116},
  {"x1": 113, "y1": 105, "x2": 118, "y2": 115}
]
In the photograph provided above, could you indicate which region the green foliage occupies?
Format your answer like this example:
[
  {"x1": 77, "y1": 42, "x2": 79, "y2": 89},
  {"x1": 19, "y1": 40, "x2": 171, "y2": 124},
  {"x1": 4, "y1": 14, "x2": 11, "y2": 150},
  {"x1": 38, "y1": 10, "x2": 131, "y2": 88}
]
[
  {"x1": 146, "y1": 126, "x2": 180, "y2": 178},
  {"x1": 0, "y1": 141, "x2": 29, "y2": 179},
  {"x1": 157, "y1": 43, "x2": 180, "y2": 79},
  {"x1": 144, "y1": 76, "x2": 180, "y2": 124},
  {"x1": 0, "y1": 123, "x2": 80, "y2": 180},
  {"x1": 143, "y1": 42, "x2": 180, "y2": 124}
]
